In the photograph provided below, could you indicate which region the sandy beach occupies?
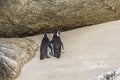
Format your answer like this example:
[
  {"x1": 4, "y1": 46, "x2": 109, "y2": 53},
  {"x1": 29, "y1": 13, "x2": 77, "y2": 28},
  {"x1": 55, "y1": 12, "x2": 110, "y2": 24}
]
[{"x1": 17, "y1": 20, "x2": 120, "y2": 80}]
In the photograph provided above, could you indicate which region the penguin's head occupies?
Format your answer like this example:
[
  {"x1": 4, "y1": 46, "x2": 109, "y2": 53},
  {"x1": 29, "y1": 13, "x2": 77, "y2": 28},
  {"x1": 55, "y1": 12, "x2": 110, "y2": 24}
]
[
  {"x1": 44, "y1": 33, "x2": 48, "y2": 38},
  {"x1": 57, "y1": 31, "x2": 60, "y2": 37},
  {"x1": 54, "y1": 30, "x2": 60, "y2": 37}
]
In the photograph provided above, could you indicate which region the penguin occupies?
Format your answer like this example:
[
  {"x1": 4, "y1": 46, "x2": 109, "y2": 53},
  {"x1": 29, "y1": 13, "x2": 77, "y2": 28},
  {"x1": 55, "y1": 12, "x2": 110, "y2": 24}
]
[
  {"x1": 40, "y1": 33, "x2": 53, "y2": 60},
  {"x1": 51, "y1": 30, "x2": 64, "y2": 58}
]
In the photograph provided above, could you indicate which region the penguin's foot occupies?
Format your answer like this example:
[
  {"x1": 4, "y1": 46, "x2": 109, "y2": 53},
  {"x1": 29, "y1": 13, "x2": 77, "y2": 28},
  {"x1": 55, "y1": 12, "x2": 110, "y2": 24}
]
[
  {"x1": 46, "y1": 55, "x2": 51, "y2": 58},
  {"x1": 49, "y1": 52, "x2": 54, "y2": 57}
]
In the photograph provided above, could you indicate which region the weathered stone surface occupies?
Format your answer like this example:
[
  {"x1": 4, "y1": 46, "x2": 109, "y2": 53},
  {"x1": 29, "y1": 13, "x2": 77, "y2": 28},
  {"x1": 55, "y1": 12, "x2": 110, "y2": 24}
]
[
  {"x1": 0, "y1": 38, "x2": 38, "y2": 80},
  {"x1": 93, "y1": 68, "x2": 120, "y2": 80},
  {"x1": 0, "y1": 0, "x2": 120, "y2": 37}
]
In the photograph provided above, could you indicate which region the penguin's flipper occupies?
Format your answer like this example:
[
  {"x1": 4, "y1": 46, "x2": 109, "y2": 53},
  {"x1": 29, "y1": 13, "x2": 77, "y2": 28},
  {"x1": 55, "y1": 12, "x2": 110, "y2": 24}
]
[
  {"x1": 59, "y1": 38, "x2": 64, "y2": 50},
  {"x1": 61, "y1": 42, "x2": 64, "y2": 50}
]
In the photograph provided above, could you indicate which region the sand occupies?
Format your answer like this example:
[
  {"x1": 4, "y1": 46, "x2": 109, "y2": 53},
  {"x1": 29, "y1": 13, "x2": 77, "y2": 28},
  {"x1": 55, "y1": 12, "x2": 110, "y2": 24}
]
[{"x1": 17, "y1": 20, "x2": 120, "y2": 80}]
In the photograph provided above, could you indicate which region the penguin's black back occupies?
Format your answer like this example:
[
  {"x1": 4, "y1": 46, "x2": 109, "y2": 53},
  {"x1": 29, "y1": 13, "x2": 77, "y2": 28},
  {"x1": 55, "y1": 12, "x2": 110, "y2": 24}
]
[
  {"x1": 40, "y1": 33, "x2": 49, "y2": 50},
  {"x1": 40, "y1": 33, "x2": 50, "y2": 59},
  {"x1": 51, "y1": 31, "x2": 62, "y2": 58}
]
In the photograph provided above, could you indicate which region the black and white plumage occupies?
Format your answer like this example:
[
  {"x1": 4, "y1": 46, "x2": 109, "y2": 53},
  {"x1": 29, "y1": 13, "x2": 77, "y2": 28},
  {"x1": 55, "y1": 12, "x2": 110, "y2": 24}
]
[
  {"x1": 40, "y1": 33, "x2": 53, "y2": 60},
  {"x1": 51, "y1": 31, "x2": 64, "y2": 58}
]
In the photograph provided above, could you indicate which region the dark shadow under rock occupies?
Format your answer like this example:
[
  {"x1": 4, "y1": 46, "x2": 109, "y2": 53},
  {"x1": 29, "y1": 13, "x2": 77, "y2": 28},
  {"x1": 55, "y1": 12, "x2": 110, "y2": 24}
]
[{"x1": 0, "y1": 38, "x2": 38, "y2": 80}]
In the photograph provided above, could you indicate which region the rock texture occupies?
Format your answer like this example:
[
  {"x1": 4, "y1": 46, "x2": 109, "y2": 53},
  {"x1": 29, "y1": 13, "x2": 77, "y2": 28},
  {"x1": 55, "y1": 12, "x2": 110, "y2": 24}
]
[
  {"x1": 0, "y1": 38, "x2": 38, "y2": 80},
  {"x1": 93, "y1": 68, "x2": 120, "y2": 80},
  {"x1": 0, "y1": 0, "x2": 120, "y2": 37}
]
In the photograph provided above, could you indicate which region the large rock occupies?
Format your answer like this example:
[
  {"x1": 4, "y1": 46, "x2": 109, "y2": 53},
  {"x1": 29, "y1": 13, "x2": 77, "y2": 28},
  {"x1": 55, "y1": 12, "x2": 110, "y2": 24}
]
[
  {"x1": 0, "y1": 0, "x2": 120, "y2": 37},
  {"x1": 0, "y1": 38, "x2": 38, "y2": 80}
]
